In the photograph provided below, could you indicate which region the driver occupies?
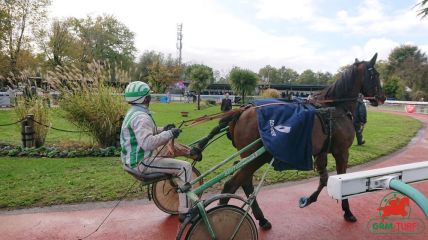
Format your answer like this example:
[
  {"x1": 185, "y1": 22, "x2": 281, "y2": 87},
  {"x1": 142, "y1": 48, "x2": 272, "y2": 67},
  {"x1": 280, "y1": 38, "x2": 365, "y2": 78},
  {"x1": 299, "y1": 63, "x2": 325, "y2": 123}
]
[{"x1": 120, "y1": 81, "x2": 192, "y2": 219}]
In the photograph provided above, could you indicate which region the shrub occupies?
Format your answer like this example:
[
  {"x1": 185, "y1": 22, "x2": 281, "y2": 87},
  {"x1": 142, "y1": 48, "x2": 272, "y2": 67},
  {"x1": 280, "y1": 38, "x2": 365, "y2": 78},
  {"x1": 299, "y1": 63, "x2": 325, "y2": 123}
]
[
  {"x1": 260, "y1": 88, "x2": 281, "y2": 98},
  {"x1": 46, "y1": 61, "x2": 128, "y2": 147}
]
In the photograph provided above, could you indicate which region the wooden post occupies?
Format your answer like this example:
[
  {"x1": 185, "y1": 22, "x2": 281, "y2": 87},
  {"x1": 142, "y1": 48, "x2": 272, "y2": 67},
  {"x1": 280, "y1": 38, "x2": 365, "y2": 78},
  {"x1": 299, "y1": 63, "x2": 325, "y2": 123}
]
[
  {"x1": 24, "y1": 114, "x2": 35, "y2": 148},
  {"x1": 115, "y1": 116, "x2": 124, "y2": 148},
  {"x1": 21, "y1": 118, "x2": 27, "y2": 148}
]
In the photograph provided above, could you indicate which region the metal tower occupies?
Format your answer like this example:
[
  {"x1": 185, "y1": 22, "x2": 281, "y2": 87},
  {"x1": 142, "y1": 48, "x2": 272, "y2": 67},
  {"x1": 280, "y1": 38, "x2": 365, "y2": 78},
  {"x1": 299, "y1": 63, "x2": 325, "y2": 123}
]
[{"x1": 176, "y1": 23, "x2": 183, "y2": 66}]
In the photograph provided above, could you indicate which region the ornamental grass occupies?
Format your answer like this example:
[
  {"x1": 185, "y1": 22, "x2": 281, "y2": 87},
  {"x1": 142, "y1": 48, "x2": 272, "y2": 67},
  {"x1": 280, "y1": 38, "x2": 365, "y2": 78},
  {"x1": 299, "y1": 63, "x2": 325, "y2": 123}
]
[{"x1": 46, "y1": 61, "x2": 129, "y2": 147}]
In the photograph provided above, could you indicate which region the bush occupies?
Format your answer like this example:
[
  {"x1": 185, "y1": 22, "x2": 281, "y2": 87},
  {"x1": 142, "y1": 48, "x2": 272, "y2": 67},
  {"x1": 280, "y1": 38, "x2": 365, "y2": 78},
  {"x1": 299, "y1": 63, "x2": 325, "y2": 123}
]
[
  {"x1": 46, "y1": 62, "x2": 128, "y2": 147},
  {"x1": 0, "y1": 145, "x2": 120, "y2": 158},
  {"x1": 260, "y1": 88, "x2": 281, "y2": 98}
]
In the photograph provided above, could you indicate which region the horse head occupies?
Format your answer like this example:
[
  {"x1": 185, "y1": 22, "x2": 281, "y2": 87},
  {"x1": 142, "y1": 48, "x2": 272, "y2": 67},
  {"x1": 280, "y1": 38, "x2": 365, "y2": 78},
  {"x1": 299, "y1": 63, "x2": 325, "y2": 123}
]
[{"x1": 357, "y1": 53, "x2": 386, "y2": 106}]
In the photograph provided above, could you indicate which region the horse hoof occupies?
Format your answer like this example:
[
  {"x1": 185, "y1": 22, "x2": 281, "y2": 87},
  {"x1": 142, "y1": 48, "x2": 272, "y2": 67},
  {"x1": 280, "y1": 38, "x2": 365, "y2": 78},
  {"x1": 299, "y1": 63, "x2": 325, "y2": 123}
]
[
  {"x1": 299, "y1": 197, "x2": 309, "y2": 208},
  {"x1": 344, "y1": 213, "x2": 357, "y2": 222},
  {"x1": 259, "y1": 219, "x2": 272, "y2": 230}
]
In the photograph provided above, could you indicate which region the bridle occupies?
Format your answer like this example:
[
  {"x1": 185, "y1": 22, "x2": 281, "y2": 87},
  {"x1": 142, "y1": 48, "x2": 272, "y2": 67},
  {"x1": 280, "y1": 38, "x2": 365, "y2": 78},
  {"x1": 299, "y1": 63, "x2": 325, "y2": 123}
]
[{"x1": 363, "y1": 63, "x2": 381, "y2": 103}]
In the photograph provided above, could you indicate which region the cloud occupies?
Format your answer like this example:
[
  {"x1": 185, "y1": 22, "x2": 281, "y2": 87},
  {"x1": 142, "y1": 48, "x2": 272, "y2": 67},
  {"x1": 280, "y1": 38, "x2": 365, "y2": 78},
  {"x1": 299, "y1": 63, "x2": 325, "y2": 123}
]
[
  {"x1": 49, "y1": 0, "x2": 428, "y2": 74},
  {"x1": 254, "y1": 0, "x2": 316, "y2": 21}
]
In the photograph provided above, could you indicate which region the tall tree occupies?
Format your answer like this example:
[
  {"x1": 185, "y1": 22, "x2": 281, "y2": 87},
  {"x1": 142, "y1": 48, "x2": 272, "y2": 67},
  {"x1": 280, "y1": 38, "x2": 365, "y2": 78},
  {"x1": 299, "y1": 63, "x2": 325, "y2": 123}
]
[
  {"x1": 36, "y1": 19, "x2": 81, "y2": 68},
  {"x1": 387, "y1": 45, "x2": 428, "y2": 100},
  {"x1": 229, "y1": 67, "x2": 258, "y2": 104},
  {"x1": 0, "y1": 0, "x2": 51, "y2": 74},
  {"x1": 186, "y1": 64, "x2": 213, "y2": 110},
  {"x1": 69, "y1": 15, "x2": 136, "y2": 80}
]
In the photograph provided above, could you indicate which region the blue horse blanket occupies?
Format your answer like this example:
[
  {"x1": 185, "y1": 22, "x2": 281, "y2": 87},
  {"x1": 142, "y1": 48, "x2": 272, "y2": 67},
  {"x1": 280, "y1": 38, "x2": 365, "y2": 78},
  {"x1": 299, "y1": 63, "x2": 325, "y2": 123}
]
[{"x1": 254, "y1": 98, "x2": 315, "y2": 171}]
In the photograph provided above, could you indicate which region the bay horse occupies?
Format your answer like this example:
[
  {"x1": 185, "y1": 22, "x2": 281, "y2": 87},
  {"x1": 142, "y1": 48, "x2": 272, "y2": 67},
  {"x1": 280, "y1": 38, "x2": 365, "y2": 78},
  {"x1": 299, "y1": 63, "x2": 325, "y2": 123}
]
[{"x1": 194, "y1": 53, "x2": 386, "y2": 229}]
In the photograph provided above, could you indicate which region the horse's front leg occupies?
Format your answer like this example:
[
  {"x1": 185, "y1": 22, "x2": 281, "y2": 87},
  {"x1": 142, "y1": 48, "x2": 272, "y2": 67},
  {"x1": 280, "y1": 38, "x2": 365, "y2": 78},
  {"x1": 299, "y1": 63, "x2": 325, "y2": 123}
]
[
  {"x1": 299, "y1": 154, "x2": 328, "y2": 208},
  {"x1": 333, "y1": 150, "x2": 357, "y2": 222}
]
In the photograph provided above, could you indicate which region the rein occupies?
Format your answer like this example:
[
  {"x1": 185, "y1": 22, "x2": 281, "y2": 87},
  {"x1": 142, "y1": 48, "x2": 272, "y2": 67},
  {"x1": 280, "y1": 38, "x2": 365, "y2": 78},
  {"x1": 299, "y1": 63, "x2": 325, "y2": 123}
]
[{"x1": 179, "y1": 95, "x2": 376, "y2": 128}]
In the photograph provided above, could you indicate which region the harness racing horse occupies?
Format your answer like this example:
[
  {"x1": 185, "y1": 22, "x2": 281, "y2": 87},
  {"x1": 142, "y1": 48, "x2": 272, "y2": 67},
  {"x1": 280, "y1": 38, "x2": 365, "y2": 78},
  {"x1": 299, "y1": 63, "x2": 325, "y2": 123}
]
[{"x1": 193, "y1": 53, "x2": 386, "y2": 229}]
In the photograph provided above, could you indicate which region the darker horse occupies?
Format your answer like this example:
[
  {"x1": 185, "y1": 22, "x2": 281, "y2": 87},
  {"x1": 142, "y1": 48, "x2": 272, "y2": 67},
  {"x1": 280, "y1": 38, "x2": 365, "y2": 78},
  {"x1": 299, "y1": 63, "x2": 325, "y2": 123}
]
[{"x1": 194, "y1": 53, "x2": 386, "y2": 229}]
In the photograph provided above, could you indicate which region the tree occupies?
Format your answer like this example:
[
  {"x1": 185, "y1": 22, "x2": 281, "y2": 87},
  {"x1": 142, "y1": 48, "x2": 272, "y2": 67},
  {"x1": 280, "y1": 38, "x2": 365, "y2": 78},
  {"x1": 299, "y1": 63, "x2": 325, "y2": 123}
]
[
  {"x1": 297, "y1": 69, "x2": 317, "y2": 84},
  {"x1": 382, "y1": 76, "x2": 400, "y2": 99},
  {"x1": 277, "y1": 66, "x2": 299, "y2": 84},
  {"x1": 416, "y1": 0, "x2": 428, "y2": 18},
  {"x1": 258, "y1": 65, "x2": 278, "y2": 85},
  {"x1": 134, "y1": 51, "x2": 161, "y2": 81},
  {"x1": 186, "y1": 64, "x2": 213, "y2": 110},
  {"x1": 229, "y1": 67, "x2": 258, "y2": 104},
  {"x1": 387, "y1": 45, "x2": 428, "y2": 100},
  {"x1": 145, "y1": 54, "x2": 182, "y2": 93},
  {"x1": 69, "y1": 15, "x2": 137, "y2": 79},
  {"x1": 0, "y1": 0, "x2": 51, "y2": 74},
  {"x1": 316, "y1": 71, "x2": 333, "y2": 85},
  {"x1": 36, "y1": 19, "x2": 81, "y2": 68}
]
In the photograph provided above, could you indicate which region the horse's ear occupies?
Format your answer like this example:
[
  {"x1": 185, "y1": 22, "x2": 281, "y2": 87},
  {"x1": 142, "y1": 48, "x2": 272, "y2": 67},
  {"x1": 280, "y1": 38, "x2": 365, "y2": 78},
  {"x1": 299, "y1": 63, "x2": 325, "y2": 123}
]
[{"x1": 369, "y1": 53, "x2": 378, "y2": 66}]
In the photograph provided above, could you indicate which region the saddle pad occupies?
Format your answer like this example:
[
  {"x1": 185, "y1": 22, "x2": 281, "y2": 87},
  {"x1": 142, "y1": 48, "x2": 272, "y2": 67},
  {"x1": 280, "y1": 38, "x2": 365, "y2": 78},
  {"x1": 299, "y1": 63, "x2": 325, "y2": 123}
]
[{"x1": 254, "y1": 98, "x2": 315, "y2": 171}]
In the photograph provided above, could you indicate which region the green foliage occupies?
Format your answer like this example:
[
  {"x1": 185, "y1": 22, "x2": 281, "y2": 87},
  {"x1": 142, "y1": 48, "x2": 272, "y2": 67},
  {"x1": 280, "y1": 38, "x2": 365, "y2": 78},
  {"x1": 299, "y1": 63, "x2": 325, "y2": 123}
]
[
  {"x1": 385, "y1": 45, "x2": 428, "y2": 100},
  {"x1": 0, "y1": 145, "x2": 119, "y2": 158},
  {"x1": 186, "y1": 64, "x2": 214, "y2": 110},
  {"x1": 36, "y1": 19, "x2": 81, "y2": 68},
  {"x1": 14, "y1": 97, "x2": 50, "y2": 147},
  {"x1": 68, "y1": 15, "x2": 136, "y2": 79},
  {"x1": 261, "y1": 88, "x2": 281, "y2": 98},
  {"x1": 145, "y1": 54, "x2": 182, "y2": 93},
  {"x1": 298, "y1": 69, "x2": 317, "y2": 84},
  {"x1": 46, "y1": 61, "x2": 127, "y2": 147},
  {"x1": 382, "y1": 76, "x2": 400, "y2": 98},
  {"x1": 229, "y1": 67, "x2": 258, "y2": 103},
  {"x1": 259, "y1": 65, "x2": 300, "y2": 84}
]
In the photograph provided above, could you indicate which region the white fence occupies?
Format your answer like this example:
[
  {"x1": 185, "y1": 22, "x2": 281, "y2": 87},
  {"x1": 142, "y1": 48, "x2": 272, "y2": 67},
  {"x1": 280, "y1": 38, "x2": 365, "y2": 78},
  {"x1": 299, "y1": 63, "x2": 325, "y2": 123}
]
[{"x1": 374, "y1": 100, "x2": 428, "y2": 114}]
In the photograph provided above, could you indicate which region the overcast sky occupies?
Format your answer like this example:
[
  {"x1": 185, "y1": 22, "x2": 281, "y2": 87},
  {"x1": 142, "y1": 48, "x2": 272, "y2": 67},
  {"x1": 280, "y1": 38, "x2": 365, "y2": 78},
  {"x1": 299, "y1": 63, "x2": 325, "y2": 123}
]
[{"x1": 49, "y1": 0, "x2": 428, "y2": 74}]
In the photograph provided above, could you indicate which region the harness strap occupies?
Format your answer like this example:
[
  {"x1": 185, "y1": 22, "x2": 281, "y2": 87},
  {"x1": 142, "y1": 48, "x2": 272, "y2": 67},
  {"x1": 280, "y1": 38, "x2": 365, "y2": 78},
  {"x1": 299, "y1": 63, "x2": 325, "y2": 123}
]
[{"x1": 313, "y1": 108, "x2": 334, "y2": 157}]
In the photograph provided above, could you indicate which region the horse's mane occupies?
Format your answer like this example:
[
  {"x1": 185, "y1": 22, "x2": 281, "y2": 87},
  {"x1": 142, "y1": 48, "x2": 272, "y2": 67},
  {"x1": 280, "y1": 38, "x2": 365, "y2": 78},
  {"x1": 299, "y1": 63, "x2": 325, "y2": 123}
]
[{"x1": 313, "y1": 64, "x2": 358, "y2": 100}]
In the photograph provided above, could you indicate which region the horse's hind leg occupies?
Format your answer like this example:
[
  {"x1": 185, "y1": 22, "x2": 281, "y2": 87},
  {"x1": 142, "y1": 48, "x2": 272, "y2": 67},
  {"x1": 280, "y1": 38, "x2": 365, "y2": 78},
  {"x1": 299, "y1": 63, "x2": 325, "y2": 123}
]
[
  {"x1": 333, "y1": 150, "x2": 357, "y2": 222},
  {"x1": 220, "y1": 154, "x2": 272, "y2": 229},
  {"x1": 242, "y1": 177, "x2": 272, "y2": 230},
  {"x1": 299, "y1": 154, "x2": 328, "y2": 208}
]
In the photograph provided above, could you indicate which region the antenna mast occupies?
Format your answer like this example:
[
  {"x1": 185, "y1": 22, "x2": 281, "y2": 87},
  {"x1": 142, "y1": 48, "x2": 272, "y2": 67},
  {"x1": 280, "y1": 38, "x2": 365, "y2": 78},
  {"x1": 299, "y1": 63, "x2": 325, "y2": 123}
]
[{"x1": 176, "y1": 23, "x2": 183, "y2": 66}]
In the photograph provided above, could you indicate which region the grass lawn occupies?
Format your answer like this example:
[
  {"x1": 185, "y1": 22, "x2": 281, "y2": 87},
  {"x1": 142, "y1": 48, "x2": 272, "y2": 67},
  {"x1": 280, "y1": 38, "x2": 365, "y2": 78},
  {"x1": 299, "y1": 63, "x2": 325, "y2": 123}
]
[{"x1": 0, "y1": 103, "x2": 422, "y2": 209}]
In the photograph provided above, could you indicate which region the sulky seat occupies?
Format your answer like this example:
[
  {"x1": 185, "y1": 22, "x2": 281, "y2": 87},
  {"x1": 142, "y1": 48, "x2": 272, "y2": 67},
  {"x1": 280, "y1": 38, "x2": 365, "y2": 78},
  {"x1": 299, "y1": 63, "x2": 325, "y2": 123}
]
[{"x1": 123, "y1": 165, "x2": 171, "y2": 183}]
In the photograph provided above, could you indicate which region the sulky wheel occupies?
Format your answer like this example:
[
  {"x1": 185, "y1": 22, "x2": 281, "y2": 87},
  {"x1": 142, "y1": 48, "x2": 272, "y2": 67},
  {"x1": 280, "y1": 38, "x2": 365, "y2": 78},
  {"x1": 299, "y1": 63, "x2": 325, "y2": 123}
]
[
  {"x1": 185, "y1": 205, "x2": 258, "y2": 240},
  {"x1": 152, "y1": 167, "x2": 203, "y2": 215}
]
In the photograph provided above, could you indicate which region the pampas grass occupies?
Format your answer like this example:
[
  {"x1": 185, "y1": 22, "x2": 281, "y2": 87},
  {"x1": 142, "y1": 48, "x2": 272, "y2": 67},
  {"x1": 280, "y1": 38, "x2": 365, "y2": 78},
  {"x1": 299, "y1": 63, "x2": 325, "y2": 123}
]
[
  {"x1": 46, "y1": 61, "x2": 129, "y2": 147},
  {"x1": 260, "y1": 88, "x2": 281, "y2": 98}
]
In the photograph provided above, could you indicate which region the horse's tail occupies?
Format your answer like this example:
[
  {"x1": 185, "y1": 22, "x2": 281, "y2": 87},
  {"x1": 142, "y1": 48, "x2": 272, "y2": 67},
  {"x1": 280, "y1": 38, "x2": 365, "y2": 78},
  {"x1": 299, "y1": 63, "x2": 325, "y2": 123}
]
[
  {"x1": 194, "y1": 108, "x2": 245, "y2": 151},
  {"x1": 220, "y1": 110, "x2": 243, "y2": 147}
]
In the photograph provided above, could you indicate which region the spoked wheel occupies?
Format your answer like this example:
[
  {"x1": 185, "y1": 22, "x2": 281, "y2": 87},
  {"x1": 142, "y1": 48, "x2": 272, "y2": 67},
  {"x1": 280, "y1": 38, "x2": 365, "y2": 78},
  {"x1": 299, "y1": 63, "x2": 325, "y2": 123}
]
[
  {"x1": 185, "y1": 205, "x2": 258, "y2": 240},
  {"x1": 152, "y1": 167, "x2": 203, "y2": 215}
]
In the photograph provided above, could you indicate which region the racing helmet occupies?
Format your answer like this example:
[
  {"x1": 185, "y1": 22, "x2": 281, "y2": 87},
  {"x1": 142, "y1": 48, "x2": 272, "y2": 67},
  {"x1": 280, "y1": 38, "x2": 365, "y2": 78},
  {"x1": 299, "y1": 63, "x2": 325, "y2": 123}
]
[{"x1": 124, "y1": 81, "x2": 151, "y2": 104}]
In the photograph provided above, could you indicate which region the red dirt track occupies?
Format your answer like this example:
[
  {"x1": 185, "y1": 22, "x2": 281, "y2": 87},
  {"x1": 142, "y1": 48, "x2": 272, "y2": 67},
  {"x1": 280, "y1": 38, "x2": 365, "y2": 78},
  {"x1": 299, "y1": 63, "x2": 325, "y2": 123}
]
[{"x1": 1, "y1": 111, "x2": 427, "y2": 240}]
